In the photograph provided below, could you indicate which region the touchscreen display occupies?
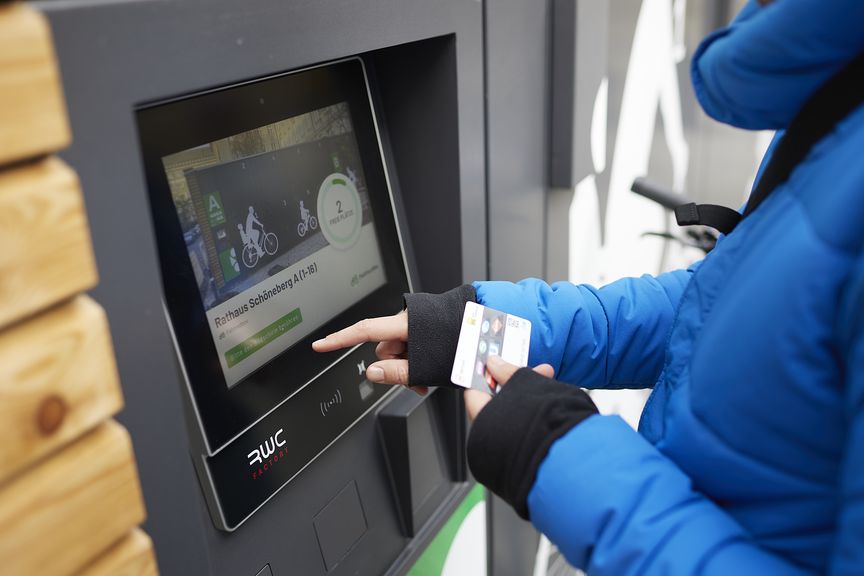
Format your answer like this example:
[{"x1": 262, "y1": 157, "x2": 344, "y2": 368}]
[{"x1": 161, "y1": 102, "x2": 387, "y2": 387}]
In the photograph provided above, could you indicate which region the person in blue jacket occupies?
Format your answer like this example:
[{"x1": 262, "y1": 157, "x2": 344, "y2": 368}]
[{"x1": 314, "y1": 0, "x2": 864, "y2": 573}]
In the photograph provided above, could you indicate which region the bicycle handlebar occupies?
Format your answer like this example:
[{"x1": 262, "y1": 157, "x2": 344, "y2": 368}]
[{"x1": 631, "y1": 177, "x2": 692, "y2": 211}]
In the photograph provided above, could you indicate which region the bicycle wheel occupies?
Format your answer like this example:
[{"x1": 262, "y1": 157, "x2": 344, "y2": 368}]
[
  {"x1": 297, "y1": 222, "x2": 307, "y2": 237},
  {"x1": 242, "y1": 245, "x2": 258, "y2": 268},
  {"x1": 264, "y1": 233, "x2": 278, "y2": 255},
  {"x1": 309, "y1": 216, "x2": 318, "y2": 230}
]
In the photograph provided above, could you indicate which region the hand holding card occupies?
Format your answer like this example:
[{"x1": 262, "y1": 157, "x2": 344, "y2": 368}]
[
  {"x1": 463, "y1": 356, "x2": 555, "y2": 421},
  {"x1": 451, "y1": 302, "x2": 532, "y2": 394}
]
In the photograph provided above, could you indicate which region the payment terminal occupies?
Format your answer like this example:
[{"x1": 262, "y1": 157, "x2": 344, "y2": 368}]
[{"x1": 138, "y1": 59, "x2": 416, "y2": 531}]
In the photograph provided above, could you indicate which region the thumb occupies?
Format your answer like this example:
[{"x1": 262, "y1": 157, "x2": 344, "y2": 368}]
[{"x1": 533, "y1": 363, "x2": 554, "y2": 379}]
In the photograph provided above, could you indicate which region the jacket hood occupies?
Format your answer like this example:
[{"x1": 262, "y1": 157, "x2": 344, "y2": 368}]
[{"x1": 691, "y1": 0, "x2": 864, "y2": 130}]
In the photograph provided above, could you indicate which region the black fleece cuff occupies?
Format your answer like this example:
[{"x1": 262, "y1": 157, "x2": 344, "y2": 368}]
[
  {"x1": 403, "y1": 284, "x2": 476, "y2": 387},
  {"x1": 467, "y1": 369, "x2": 598, "y2": 520}
]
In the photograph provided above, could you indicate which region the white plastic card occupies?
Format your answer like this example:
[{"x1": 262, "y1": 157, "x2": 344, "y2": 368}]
[{"x1": 450, "y1": 302, "x2": 531, "y2": 394}]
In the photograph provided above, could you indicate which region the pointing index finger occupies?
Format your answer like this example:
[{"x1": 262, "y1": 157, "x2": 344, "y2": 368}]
[{"x1": 312, "y1": 312, "x2": 407, "y2": 352}]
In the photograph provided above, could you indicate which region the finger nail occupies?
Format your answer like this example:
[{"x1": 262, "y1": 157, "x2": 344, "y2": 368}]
[
  {"x1": 367, "y1": 366, "x2": 384, "y2": 383},
  {"x1": 313, "y1": 338, "x2": 326, "y2": 347}
]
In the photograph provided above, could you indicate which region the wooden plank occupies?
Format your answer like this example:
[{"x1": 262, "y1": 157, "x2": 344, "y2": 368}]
[
  {"x1": 0, "y1": 421, "x2": 147, "y2": 576},
  {"x1": 0, "y1": 295, "x2": 123, "y2": 484},
  {"x1": 0, "y1": 156, "x2": 98, "y2": 330},
  {"x1": 78, "y1": 529, "x2": 159, "y2": 576},
  {"x1": 0, "y1": 2, "x2": 71, "y2": 164}
]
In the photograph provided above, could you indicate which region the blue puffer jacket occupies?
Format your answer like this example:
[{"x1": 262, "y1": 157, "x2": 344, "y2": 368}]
[{"x1": 474, "y1": 1, "x2": 864, "y2": 573}]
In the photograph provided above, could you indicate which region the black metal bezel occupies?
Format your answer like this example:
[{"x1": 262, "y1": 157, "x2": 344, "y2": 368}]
[{"x1": 136, "y1": 59, "x2": 410, "y2": 453}]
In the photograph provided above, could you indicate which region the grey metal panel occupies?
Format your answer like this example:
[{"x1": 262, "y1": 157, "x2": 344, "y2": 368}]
[
  {"x1": 550, "y1": 0, "x2": 609, "y2": 188},
  {"x1": 546, "y1": 0, "x2": 609, "y2": 282},
  {"x1": 370, "y1": 37, "x2": 470, "y2": 293},
  {"x1": 550, "y1": 0, "x2": 580, "y2": 189},
  {"x1": 545, "y1": 186, "x2": 575, "y2": 282},
  {"x1": 37, "y1": 0, "x2": 486, "y2": 573},
  {"x1": 484, "y1": 0, "x2": 607, "y2": 286},
  {"x1": 484, "y1": 0, "x2": 553, "y2": 282},
  {"x1": 313, "y1": 480, "x2": 368, "y2": 571},
  {"x1": 489, "y1": 495, "x2": 540, "y2": 576}
]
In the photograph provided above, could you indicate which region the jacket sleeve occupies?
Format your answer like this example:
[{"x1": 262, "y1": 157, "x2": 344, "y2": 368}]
[
  {"x1": 829, "y1": 258, "x2": 864, "y2": 575},
  {"x1": 473, "y1": 265, "x2": 698, "y2": 390},
  {"x1": 528, "y1": 416, "x2": 813, "y2": 575}
]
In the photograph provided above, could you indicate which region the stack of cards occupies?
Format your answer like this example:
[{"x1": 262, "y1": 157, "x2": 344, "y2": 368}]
[{"x1": 450, "y1": 302, "x2": 532, "y2": 394}]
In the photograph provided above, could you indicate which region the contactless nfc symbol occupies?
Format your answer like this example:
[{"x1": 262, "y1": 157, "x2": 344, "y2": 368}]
[{"x1": 319, "y1": 389, "x2": 343, "y2": 417}]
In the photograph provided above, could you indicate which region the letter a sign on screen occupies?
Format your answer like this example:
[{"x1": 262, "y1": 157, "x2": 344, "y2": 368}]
[{"x1": 207, "y1": 191, "x2": 227, "y2": 227}]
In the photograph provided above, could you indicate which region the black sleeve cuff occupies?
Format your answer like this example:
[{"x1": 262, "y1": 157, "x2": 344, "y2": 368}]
[
  {"x1": 467, "y1": 369, "x2": 599, "y2": 520},
  {"x1": 403, "y1": 284, "x2": 476, "y2": 387}
]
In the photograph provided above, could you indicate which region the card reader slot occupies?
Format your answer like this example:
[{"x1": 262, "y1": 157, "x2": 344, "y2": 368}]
[{"x1": 377, "y1": 388, "x2": 462, "y2": 537}]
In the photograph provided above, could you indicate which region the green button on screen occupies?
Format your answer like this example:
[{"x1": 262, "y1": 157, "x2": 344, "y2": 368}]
[{"x1": 225, "y1": 308, "x2": 303, "y2": 367}]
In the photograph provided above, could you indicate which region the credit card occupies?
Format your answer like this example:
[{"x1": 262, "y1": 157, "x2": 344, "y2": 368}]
[{"x1": 450, "y1": 302, "x2": 531, "y2": 394}]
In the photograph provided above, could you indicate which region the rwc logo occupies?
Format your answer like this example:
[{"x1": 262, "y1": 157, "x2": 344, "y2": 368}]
[{"x1": 248, "y1": 428, "x2": 286, "y2": 481}]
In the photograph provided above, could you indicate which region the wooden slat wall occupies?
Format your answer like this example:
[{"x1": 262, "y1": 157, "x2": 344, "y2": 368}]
[
  {"x1": 0, "y1": 2, "x2": 159, "y2": 575},
  {"x1": 0, "y1": 422, "x2": 147, "y2": 576},
  {"x1": 0, "y1": 2, "x2": 70, "y2": 164},
  {"x1": 0, "y1": 158, "x2": 99, "y2": 330},
  {"x1": 0, "y1": 296, "x2": 123, "y2": 483},
  {"x1": 78, "y1": 530, "x2": 159, "y2": 576}
]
